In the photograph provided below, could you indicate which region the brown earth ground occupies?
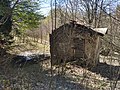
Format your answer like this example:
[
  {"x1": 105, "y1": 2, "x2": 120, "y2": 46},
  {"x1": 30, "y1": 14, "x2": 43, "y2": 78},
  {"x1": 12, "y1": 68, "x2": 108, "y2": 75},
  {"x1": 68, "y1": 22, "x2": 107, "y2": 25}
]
[
  {"x1": 0, "y1": 41, "x2": 119, "y2": 90},
  {"x1": 0, "y1": 52, "x2": 120, "y2": 90}
]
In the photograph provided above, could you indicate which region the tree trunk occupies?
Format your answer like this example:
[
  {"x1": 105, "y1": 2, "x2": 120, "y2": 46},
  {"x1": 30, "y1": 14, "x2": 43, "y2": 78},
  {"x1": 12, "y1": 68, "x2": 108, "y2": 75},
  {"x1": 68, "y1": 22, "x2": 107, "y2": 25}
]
[{"x1": 0, "y1": 0, "x2": 12, "y2": 47}]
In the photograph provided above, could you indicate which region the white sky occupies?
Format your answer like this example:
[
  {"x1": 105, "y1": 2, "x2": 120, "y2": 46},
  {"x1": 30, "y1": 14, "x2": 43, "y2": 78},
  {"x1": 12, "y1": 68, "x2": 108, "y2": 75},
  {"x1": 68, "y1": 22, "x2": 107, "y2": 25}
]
[
  {"x1": 40, "y1": 0, "x2": 120, "y2": 16},
  {"x1": 40, "y1": 0, "x2": 51, "y2": 16}
]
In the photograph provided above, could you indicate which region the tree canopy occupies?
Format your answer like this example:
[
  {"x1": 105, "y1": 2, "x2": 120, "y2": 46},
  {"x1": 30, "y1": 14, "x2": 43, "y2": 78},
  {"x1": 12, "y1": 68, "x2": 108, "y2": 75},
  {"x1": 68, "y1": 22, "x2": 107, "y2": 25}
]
[{"x1": 0, "y1": 0, "x2": 44, "y2": 47}]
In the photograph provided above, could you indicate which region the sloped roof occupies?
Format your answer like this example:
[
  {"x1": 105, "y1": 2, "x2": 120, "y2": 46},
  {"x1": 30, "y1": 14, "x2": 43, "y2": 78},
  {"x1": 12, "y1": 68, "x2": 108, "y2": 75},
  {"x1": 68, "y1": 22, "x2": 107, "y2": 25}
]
[
  {"x1": 52, "y1": 21, "x2": 108, "y2": 36},
  {"x1": 93, "y1": 28, "x2": 108, "y2": 35}
]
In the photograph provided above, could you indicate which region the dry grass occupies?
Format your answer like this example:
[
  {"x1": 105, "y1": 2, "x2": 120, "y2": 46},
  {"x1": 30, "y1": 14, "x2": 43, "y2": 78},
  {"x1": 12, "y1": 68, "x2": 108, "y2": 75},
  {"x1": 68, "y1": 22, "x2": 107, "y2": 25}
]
[{"x1": 7, "y1": 37, "x2": 50, "y2": 55}]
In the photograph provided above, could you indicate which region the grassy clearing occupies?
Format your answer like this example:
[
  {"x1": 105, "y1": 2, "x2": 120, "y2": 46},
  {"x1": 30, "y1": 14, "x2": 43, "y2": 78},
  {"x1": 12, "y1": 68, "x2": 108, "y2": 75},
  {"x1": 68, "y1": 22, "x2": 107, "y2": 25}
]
[{"x1": 7, "y1": 37, "x2": 50, "y2": 54}]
